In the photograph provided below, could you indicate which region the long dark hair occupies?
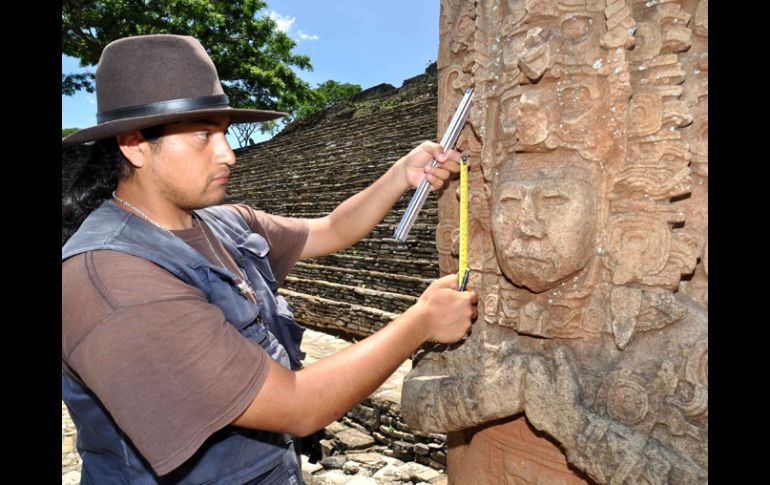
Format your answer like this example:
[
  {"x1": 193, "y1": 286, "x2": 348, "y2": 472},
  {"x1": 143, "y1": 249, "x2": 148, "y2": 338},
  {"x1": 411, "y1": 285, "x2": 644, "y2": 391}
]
[{"x1": 61, "y1": 127, "x2": 164, "y2": 246}]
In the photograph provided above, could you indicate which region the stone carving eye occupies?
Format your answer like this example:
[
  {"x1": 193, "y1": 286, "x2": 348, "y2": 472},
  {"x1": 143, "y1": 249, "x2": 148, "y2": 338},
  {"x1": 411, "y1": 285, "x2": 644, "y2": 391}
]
[
  {"x1": 561, "y1": 16, "x2": 593, "y2": 44},
  {"x1": 500, "y1": 194, "x2": 522, "y2": 205},
  {"x1": 540, "y1": 194, "x2": 568, "y2": 208}
]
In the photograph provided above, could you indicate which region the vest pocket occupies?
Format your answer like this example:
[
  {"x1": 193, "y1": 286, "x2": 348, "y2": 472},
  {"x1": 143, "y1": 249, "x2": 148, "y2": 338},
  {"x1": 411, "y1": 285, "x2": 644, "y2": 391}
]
[
  {"x1": 269, "y1": 296, "x2": 306, "y2": 369},
  {"x1": 238, "y1": 233, "x2": 277, "y2": 290},
  {"x1": 205, "y1": 267, "x2": 261, "y2": 333}
]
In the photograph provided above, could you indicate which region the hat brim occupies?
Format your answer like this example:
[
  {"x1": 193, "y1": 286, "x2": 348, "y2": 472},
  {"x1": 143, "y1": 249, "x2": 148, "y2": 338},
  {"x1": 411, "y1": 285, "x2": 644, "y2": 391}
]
[{"x1": 61, "y1": 106, "x2": 287, "y2": 146}]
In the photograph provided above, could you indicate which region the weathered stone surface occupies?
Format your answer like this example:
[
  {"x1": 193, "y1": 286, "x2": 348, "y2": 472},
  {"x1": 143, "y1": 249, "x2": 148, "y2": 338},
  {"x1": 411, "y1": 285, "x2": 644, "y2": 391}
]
[
  {"x1": 320, "y1": 455, "x2": 349, "y2": 471},
  {"x1": 326, "y1": 421, "x2": 349, "y2": 437},
  {"x1": 320, "y1": 439, "x2": 335, "y2": 458},
  {"x1": 403, "y1": 462, "x2": 441, "y2": 483},
  {"x1": 61, "y1": 402, "x2": 83, "y2": 478},
  {"x1": 343, "y1": 452, "x2": 389, "y2": 467},
  {"x1": 373, "y1": 431, "x2": 392, "y2": 446},
  {"x1": 391, "y1": 440, "x2": 414, "y2": 457},
  {"x1": 342, "y1": 417, "x2": 372, "y2": 435},
  {"x1": 343, "y1": 461, "x2": 361, "y2": 475},
  {"x1": 335, "y1": 428, "x2": 376, "y2": 451},
  {"x1": 402, "y1": 1, "x2": 708, "y2": 484},
  {"x1": 349, "y1": 404, "x2": 379, "y2": 429},
  {"x1": 311, "y1": 469, "x2": 355, "y2": 485},
  {"x1": 303, "y1": 454, "x2": 325, "y2": 480},
  {"x1": 62, "y1": 471, "x2": 81, "y2": 485},
  {"x1": 345, "y1": 475, "x2": 377, "y2": 484},
  {"x1": 370, "y1": 390, "x2": 402, "y2": 415},
  {"x1": 371, "y1": 463, "x2": 411, "y2": 483},
  {"x1": 378, "y1": 424, "x2": 415, "y2": 443},
  {"x1": 429, "y1": 450, "x2": 445, "y2": 465},
  {"x1": 414, "y1": 443, "x2": 431, "y2": 456}
]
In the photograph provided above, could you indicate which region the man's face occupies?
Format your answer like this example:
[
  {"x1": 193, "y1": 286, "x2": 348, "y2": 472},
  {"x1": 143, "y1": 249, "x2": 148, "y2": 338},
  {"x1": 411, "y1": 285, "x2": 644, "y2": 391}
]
[
  {"x1": 143, "y1": 115, "x2": 235, "y2": 210},
  {"x1": 491, "y1": 162, "x2": 598, "y2": 293}
]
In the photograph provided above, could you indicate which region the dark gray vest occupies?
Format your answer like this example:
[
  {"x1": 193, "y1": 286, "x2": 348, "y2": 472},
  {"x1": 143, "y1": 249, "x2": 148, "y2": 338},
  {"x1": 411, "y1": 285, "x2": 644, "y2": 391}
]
[{"x1": 62, "y1": 200, "x2": 306, "y2": 484}]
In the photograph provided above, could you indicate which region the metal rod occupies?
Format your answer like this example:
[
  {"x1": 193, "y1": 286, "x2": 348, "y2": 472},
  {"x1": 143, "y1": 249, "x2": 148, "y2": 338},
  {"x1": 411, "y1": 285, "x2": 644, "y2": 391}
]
[{"x1": 393, "y1": 88, "x2": 474, "y2": 242}]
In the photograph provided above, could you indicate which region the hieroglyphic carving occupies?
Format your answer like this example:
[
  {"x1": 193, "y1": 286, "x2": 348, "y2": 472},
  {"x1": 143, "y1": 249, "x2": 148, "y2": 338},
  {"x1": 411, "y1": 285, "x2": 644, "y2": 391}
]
[{"x1": 405, "y1": 1, "x2": 708, "y2": 483}]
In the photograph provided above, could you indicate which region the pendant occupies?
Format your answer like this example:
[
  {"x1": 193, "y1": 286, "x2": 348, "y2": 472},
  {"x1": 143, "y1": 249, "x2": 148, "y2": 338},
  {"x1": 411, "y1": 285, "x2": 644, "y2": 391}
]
[{"x1": 236, "y1": 279, "x2": 257, "y2": 301}]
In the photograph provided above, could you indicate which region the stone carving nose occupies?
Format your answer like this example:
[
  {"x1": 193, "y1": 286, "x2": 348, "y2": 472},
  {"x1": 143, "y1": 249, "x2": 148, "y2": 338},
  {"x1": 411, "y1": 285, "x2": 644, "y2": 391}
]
[{"x1": 517, "y1": 195, "x2": 545, "y2": 238}]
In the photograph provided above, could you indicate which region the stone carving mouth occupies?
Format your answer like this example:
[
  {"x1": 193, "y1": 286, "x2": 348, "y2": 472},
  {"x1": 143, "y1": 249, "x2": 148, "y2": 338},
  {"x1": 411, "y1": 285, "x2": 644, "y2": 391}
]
[{"x1": 511, "y1": 253, "x2": 554, "y2": 267}]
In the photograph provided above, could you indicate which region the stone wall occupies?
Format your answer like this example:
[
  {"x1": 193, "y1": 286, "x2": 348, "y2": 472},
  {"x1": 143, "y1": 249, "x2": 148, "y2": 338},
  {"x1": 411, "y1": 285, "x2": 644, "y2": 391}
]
[
  {"x1": 227, "y1": 65, "x2": 441, "y2": 339},
  {"x1": 323, "y1": 390, "x2": 447, "y2": 471}
]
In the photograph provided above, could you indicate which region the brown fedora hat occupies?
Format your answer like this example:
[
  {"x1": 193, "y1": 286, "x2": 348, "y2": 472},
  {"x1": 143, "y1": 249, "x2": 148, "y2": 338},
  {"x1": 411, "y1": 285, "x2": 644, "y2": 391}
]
[{"x1": 62, "y1": 34, "x2": 287, "y2": 146}]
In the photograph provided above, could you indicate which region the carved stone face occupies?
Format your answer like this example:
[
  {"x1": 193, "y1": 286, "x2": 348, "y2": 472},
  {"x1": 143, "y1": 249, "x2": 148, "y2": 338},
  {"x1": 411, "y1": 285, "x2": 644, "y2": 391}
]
[{"x1": 491, "y1": 159, "x2": 598, "y2": 293}]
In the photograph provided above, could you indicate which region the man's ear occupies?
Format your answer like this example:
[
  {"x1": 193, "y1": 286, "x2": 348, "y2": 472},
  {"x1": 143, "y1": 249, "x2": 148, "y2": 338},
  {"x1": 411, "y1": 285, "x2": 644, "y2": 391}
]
[{"x1": 116, "y1": 131, "x2": 149, "y2": 169}]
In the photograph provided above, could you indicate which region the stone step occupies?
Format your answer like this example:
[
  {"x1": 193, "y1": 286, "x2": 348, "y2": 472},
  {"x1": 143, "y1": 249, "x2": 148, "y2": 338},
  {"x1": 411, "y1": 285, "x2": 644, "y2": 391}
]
[
  {"x1": 233, "y1": 199, "x2": 440, "y2": 217},
  {"x1": 284, "y1": 276, "x2": 418, "y2": 315},
  {"x1": 309, "y1": 253, "x2": 440, "y2": 279},
  {"x1": 235, "y1": 211, "x2": 439, "y2": 230},
  {"x1": 279, "y1": 288, "x2": 399, "y2": 337},
  {"x1": 235, "y1": 127, "x2": 436, "y2": 174},
  {"x1": 290, "y1": 262, "x2": 432, "y2": 295}
]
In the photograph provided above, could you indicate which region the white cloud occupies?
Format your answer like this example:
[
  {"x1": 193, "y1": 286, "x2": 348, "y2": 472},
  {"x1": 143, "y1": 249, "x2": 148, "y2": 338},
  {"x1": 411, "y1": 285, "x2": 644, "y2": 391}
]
[
  {"x1": 269, "y1": 11, "x2": 295, "y2": 33},
  {"x1": 88, "y1": 97, "x2": 96, "y2": 105},
  {"x1": 297, "y1": 30, "x2": 319, "y2": 41}
]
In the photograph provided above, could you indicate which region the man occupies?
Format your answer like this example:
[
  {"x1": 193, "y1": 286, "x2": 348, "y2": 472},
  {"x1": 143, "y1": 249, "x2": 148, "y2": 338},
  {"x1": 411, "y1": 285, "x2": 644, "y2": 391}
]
[{"x1": 62, "y1": 35, "x2": 478, "y2": 484}]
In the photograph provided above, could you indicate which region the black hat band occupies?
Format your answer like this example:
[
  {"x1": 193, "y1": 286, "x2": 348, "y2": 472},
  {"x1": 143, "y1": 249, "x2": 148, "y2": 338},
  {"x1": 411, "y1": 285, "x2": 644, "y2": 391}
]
[{"x1": 96, "y1": 94, "x2": 230, "y2": 124}]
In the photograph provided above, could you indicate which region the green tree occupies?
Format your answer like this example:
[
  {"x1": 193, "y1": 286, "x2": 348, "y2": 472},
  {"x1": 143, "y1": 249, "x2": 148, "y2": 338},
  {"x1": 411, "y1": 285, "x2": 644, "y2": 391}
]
[
  {"x1": 232, "y1": 80, "x2": 361, "y2": 147},
  {"x1": 294, "y1": 80, "x2": 362, "y2": 120},
  {"x1": 62, "y1": 128, "x2": 79, "y2": 138},
  {"x1": 231, "y1": 122, "x2": 261, "y2": 148},
  {"x1": 62, "y1": 0, "x2": 315, "y2": 114}
]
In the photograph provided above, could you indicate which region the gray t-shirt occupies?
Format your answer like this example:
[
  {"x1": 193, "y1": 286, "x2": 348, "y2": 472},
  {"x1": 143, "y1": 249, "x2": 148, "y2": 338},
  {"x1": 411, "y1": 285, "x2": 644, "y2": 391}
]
[{"x1": 61, "y1": 204, "x2": 309, "y2": 475}]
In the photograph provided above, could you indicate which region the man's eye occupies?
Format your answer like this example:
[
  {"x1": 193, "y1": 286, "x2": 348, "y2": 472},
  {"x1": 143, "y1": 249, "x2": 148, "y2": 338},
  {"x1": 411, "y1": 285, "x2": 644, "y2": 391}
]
[{"x1": 196, "y1": 132, "x2": 210, "y2": 140}]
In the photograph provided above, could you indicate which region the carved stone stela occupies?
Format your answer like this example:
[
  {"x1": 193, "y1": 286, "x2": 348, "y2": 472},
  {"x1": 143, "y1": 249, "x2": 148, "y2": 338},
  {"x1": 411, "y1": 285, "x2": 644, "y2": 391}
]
[{"x1": 401, "y1": 0, "x2": 707, "y2": 483}]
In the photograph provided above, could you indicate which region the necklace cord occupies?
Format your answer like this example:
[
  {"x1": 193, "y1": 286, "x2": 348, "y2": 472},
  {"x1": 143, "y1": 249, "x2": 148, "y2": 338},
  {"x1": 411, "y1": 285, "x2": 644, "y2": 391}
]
[{"x1": 111, "y1": 191, "x2": 257, "y2": 301}]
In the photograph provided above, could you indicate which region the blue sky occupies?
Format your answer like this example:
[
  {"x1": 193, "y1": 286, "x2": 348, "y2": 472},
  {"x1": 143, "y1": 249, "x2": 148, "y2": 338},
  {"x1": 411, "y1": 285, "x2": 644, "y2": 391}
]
[{"x1": 62, "y1": 0, "x2": 441, "y2": 146}]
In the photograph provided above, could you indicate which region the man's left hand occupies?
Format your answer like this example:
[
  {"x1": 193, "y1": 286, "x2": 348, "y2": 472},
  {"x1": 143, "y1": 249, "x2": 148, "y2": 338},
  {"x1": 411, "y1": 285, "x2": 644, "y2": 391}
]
[{"x1": 399, "y1": 141, "x2": 463, "y2": 191}]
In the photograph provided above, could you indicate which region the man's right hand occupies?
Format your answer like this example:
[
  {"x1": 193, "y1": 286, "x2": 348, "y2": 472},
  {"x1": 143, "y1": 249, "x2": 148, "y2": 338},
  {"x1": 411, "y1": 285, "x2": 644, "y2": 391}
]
[
  {"x1": 232, "y1": 273, "x2": 478, "y2": 437},
  {"x1": 411, "y1": 274, "x2": 478, "y2": 344}
]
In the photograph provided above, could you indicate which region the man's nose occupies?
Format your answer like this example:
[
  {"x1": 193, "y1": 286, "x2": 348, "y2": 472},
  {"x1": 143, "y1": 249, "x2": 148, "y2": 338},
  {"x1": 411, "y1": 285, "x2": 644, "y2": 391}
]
[{"x1": 215, "y1": 134, "x2": 236, "y2": 166}]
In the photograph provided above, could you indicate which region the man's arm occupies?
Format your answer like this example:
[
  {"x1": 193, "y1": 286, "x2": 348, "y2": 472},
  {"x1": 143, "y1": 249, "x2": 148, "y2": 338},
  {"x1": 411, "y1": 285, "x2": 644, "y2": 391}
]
[
  {"x1": 300, "y1": 142, "x2": 461, "y2": 260},
  {"x1": 232, "y1": 274, "x2": 478, "y2": 436}
]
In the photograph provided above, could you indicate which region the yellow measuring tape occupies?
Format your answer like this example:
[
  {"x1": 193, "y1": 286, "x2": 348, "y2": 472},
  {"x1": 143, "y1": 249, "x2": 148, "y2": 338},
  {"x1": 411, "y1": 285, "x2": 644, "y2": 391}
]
[{"x1": 458, "y1": 156, "x2": 468, "y2": 288}]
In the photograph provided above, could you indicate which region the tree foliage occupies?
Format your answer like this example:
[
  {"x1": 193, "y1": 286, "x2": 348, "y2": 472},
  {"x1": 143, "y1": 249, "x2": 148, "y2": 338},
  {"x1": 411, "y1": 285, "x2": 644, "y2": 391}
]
[
  {"x1": 62, "y1": 0, "x2": 315, "y2": 113},
  {"x1": 62, "y1": 73, "x2": 95, "y2": 96},
  {"x1": 289, "y1": 80, "x2": 362, "y2": 122},
  {"x1": 62, "y1": 128, "x2": 80, "y2": 138},
  {"x1": 231, "y1": 122, "x2": 261, "y2": 148},
  {"x1": 231, "y1": 80, "x2": 363, "y2": 147}
]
